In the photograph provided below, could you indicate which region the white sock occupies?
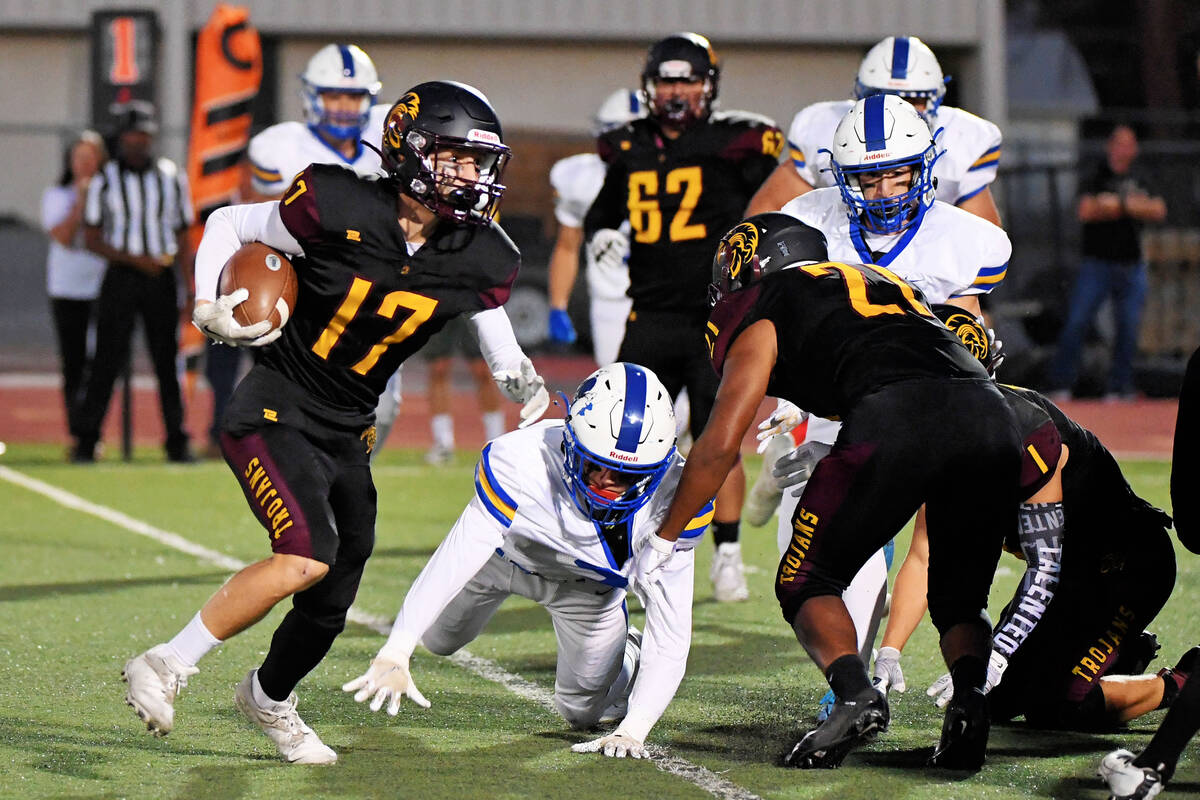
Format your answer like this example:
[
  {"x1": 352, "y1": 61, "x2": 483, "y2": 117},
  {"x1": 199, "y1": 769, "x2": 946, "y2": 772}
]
[
  {"x1": 431, "y1": 413, "x2": 454, "y2": 449},
  {"x1": 482, "y1": 410, "x2": 506, "y2": 441},
  {"x1": 166, "y1": 612, "x2": 222, "y2": 667},
  {"x1": 251, "y1": 670, "x2": 285, "y2": 708}
]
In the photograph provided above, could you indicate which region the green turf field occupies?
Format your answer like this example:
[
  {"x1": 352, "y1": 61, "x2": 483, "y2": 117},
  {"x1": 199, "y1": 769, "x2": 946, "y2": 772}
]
[{"x1": 0, "y1": 444, "x2": 1193, "y2": 799}]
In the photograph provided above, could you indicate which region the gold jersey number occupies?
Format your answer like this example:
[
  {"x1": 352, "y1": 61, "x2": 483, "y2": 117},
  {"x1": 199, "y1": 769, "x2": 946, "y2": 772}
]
[
  {"x1": 801, "y1": 262, "x2": 934, "y2": 320},
  {"x1": 312, "y1": 277, "x2": 439, "y2": 375},
  {"x1": 628, "y1": 166, "x2": 706, "y2": 244}
]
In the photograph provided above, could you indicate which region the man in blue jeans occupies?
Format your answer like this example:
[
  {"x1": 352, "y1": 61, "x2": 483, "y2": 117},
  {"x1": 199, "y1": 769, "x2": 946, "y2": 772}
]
[{"x1": 1047, "y1": 123, "x2": 1166, "y2": 401}]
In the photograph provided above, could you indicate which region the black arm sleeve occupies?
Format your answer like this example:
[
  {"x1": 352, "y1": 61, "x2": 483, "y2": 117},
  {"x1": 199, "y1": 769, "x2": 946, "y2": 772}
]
[
  {"x1": 583, "y1": 160, "x2": 627, "y2": 238},
  {"x1": 992, "y1": 501, "x2": 1065, "y2": 659}
]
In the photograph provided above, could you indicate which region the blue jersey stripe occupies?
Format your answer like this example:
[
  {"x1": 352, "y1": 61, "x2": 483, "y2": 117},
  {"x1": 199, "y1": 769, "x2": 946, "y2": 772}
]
[
  {"x1": 864, "y1": 94, "x2": 887, "y2": 152},
  {"x1": 479, "y1": 443, "x2": 519, "y2": 510},
  {"x1": 614, "y1": 363, "x2": 647, "y2": 453},
  {"x1": 891, "y1": 37, "x2": 911, "y2": 80}
]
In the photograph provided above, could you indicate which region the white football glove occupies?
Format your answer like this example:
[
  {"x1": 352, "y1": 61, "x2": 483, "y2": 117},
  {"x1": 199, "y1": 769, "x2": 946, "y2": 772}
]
[
  {"x1": 633, "y1": 533, "x2": 674, "y2": 584},
  {"x1": 872, "y1": 646, "x2": 907, "y2": 694},
  {"x1": 192, "y1": 289, "x2": 281, "y2": 347},
  {"x1": 341, "y1": 652, "x2": 431, "y2": 715},
  {"x1": 755, "y1": 400, "x2": 808, "y2": 452},
  {"x1": 491, "y1": 357, "x2": 549, "y2": 429},
  {"x1": 926, "y1": 649, "x2": 1008, "y2": 708},
  {"x1": 586, "y1": 229, "x2": 630, "y2": 290},
  {"x1": 771, "y1": 441, "x2": 833, "y2": 496},
  {"x1": 571, "y1": 729, "x2": 646, "y2": 759}
]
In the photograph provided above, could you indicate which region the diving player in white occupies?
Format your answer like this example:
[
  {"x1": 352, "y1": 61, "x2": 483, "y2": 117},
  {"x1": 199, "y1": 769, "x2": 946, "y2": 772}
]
[
  {"x1": 546, "y1": 89, "x2": 645, "y2": 365},
  {"x1": 760, "y1": 95, "x2": 1010, "y2": 719},
  {"x1": 343, "y1": 363, "x2": 712, "y2": 758},
  {"x1": 747, "y1": 35, "x2": 1003, "y2": 225},
  {"x1": 241, "y1": 43, "x2": 398, "y2": 456}
]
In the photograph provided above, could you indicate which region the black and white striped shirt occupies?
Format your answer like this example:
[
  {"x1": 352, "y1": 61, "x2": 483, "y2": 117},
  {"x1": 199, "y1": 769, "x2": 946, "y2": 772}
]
[{"x1": 84, "y1": 157, "x2": 194, "y2": 259}]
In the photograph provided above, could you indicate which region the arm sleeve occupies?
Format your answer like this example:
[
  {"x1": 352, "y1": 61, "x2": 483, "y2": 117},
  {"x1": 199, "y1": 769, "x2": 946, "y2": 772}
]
[
  {"x1": 954, "y1": 118, "x2": 1003, "y2": 205},
  {"x1": 583, "y1": 159, "x2": 627, "y2": 237},
  {"x1": 991, "y1": 502, "x2": 1064, "y2": 661},
  {"x1": 949, "y1": 221, "x2": 1012, "y2": 298},
  {"x1": 378, "y1": 497, "x2": 507, "y2": 662},
  {"x1": 247, "y1": 132, "x2": 288, "y2": 196},
  {"x1": 621, "y1": 550, "x2": 695, "y2": 743},
  {"x1": 469, "y1": 306, "x2": 527, "y2": 375},
  {"x1": 192, "y1": 202, "x2": 302, "y2": 302}
]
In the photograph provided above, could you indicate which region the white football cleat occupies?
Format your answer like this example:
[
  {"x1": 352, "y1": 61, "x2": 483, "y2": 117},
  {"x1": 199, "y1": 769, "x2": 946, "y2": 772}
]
[
  {"x1": 424, "y1": 444, "x2": 454, "y2": 466},
  {"x1": 123, "y1": 644, "x2": 198, "y2": 737},
  {"x1": 744, "y1": 433, "x2": 792, "y2": 527},
  {"x1": 235, "y1": 670, "x2": 337, "y2": 765},
  {"x1": 710, "y1": 542, "x2": 750, "y2": 603},
  {"x1": 1098, "y1": 749, "x2": 1164, "y2": 799}
]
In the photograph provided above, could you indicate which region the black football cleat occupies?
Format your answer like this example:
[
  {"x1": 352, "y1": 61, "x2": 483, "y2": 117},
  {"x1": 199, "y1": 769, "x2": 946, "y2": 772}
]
[
  {"x1": 784, "y1": 686, "x2": 889, "y2": 769},
  {"x1": 929, "y1": 686, "x2": 990, "y2": 771}
]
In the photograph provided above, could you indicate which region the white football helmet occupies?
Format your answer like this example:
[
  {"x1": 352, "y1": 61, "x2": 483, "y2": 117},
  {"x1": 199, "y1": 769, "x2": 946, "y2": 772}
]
[
  {"x1": 593, "y1": 88, "x2": 646, "y2": 136},
  {"x1": 562, "y1": 363, "x2": 677, "y2": 525},
  {"x1": 825, "y1": 94, "x2": 940, "y2": 235},
  {"x1": 854, "y1": 36, "x2": 947, "y2": 121},
  {"x1": 300, "y1": 44, "x2": 382, "y2": 142}
]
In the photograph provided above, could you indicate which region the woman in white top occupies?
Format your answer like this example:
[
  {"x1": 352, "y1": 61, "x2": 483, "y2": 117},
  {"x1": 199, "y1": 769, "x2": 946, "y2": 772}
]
[{"x1": 41, "y1": 131, "x2": 107, "y2": 438}]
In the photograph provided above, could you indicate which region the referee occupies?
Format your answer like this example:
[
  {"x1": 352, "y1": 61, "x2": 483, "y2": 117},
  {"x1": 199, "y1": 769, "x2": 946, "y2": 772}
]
[{"x1": 72, "y1": 102, "x2": 195, "y2": 463}]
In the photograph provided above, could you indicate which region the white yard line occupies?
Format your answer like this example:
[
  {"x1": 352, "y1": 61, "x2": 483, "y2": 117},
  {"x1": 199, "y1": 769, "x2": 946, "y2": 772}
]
[{"x1": 0, "y1": 464, "x2": 762, "y2": 800}]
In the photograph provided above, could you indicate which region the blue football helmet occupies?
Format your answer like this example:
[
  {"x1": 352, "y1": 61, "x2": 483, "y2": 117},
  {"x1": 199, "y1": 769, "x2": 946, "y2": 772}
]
[{"x1": 562, "y1": 363, "x2": 676, "y2": 525}]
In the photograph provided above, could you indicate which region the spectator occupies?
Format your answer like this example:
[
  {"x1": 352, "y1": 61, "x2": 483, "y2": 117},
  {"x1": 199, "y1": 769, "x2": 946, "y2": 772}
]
[
  {"x1": 1046, "y1": 124, "x2": 1167, "y2": 401},
  {"x1": 72, "y1": 102, "x2": 196, "y2": 463},
  {"x1": 42, "y1": 130, "x2": 107, "y2": 444}
]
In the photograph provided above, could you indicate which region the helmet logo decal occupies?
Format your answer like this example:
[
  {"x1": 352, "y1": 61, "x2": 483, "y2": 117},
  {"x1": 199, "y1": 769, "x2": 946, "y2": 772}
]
[
  {"x1": 614, "y1": 364, "x2": 647, "y2": 452},
  {"x1": 724, "y1": 222, "x2": 759, "y2": 280},
  {"x1": 384, "y1": 92, "x2": 420, "y2": 149},
  {"x1": 657, "y1": 59, "x2": 695, "y2": 79},
  {"x1": 467, "y1": 129, "x2": 501, "y2": 145}
]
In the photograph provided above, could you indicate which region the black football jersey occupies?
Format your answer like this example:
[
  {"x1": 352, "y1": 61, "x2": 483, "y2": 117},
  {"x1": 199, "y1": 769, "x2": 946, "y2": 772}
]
[
  {"x1": 1000, "y1": 385, "x2": 1171, "y2": 537},
  {"x1": 706, "y1": 263, "x2": 986, "y2": 419},
  {"x1": 585, "y1": 112, "x2": 783, "y2": 313},
  {"x1": 262, "y1": 164, "x2": 519, "y2": 422}
]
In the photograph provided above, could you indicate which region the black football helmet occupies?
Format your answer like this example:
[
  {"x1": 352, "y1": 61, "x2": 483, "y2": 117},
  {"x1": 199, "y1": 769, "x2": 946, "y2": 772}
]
[
  {"x1": 641, "y1": 32, "x2": 720, "y2": 127},
  {"x1": 379, "y1": 81, "x2": 510, "y2": 223},
  {"x1": 710, "y1": 213, "x2": 829, "y2": 306}
]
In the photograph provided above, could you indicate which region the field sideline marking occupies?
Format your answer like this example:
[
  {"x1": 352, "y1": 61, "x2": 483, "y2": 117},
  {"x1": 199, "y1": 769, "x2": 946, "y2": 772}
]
[{"x1": 0, "y1": 465, "x2": 763, "y2": 800}]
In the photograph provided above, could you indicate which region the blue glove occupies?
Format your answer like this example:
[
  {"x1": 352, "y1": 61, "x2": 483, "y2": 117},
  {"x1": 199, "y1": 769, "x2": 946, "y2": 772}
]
[{"x1": 548, "y1": 308, "x2": 577, "y2": 345}]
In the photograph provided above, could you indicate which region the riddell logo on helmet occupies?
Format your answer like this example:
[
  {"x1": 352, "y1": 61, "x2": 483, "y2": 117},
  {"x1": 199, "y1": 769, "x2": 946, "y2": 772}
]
[
  {"x1": 608, "y1": 450, "x2": 638, "y2": 462},
  {"x1": 862, "y1": 151, "x2": 893, "y2": 161},
  {"x1": 467, "y1": 129, "x2": 501, "y2": 145}
]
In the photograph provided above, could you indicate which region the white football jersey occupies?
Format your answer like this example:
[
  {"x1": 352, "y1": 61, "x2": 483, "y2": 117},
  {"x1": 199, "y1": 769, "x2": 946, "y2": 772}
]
[
  {"x1": 785, "y1": 100, "x2": 1002, "y2": 207},
  {"x1": 550, "y1": 152, "x2": 606, "y2": 229},
  {"x1": 247, "y1": 104, "x2": 391, "y2": 196},
  {"x1": 780, "y1": 187, "x2": 1010, "y2": 303}
]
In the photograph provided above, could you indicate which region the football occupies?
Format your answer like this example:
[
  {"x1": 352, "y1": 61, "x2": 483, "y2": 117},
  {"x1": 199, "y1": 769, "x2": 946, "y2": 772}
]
[{"x1": 217, "y1": 242, "x2": 298, "y2": 331}]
